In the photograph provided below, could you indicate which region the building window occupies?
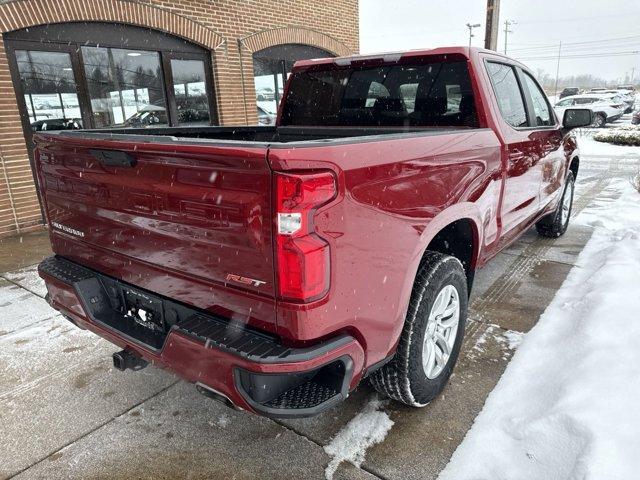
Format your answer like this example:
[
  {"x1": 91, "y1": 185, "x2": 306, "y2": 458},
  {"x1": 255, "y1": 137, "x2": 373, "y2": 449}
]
[
  {"x1": 15, "y1": 50, "x2": 83, "y2": 131},
  {"x1": 5, "y1": 22, "x2": 218, "y2": 153},
  {"x1": 252, "y1": 44, "x2": 333, "y2": 125},
  {"x1": 170, "y1": 58, "x2": 211, "y2": 125},
  {"x1": 81, "y1": 47, "x2": 168, "y2": 128}
]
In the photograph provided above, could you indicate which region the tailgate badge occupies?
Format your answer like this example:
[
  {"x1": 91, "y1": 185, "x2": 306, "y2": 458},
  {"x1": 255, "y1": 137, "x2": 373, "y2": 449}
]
[
  {"x1": 226, "y1": 273, "x2": 267, "y2": 287},
  {"x1": 51, "y1": 221, "x2": 85, "y2": 238}
]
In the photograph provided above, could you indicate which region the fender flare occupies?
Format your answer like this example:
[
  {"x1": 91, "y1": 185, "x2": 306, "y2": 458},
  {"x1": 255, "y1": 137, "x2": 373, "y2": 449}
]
[{"x1": 386, "y1": 202, "x2": 485, "y2": 353}]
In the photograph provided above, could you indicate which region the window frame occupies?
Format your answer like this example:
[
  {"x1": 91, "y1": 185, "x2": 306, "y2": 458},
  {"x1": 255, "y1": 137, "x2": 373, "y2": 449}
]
[
  {"x1": 483, "y1": 60, "x2": 531, "y2": 130},
  {"x1": 6, "y1": 26, "x2": 218, "y2": 136},
  {"x1": 163, "y1": 50, "x2": 218, "y2": 127},
  {"x1": 5, "y1": 40, "x2": 94, "y2": 149},
  {"x1": 516, "y1": 68, "x2": 558, "y2": 128}
]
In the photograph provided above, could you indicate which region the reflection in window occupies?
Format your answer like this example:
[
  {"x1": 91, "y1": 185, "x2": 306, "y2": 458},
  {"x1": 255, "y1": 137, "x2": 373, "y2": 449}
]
[
  {"x1": 171, "y1": 59, "x2": 211, "y2": 125},
  {"x1": 15, "y1": 50, "x2": 82, "y2": 131},
  {"x1": 523, "y1": 73, "x2": 553, "y2": 126},
  {"x1": 486, "y1": 62, "x2": 528, "y2": 128},
  {"x1": 281, "y1": 61, "x2": 477, "y2": 127},
  {"x1": 252, "y1": 44, "x2": 333, "y2": 125},
  {"x1": 81, "y1": 47, "x2": 167, "y2": 128}
]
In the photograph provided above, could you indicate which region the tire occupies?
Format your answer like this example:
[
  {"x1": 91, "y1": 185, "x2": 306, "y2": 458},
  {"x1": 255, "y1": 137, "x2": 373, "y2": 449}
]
[
  {"x1": 370, "y1": 251, "x2": 467, "y2": 407},
  {"x1": 592, "y1": 113, "x2": 606, "y2": 128},
  {"x1": 535, "y1": 171, "x2": 575, "y2": 238}
]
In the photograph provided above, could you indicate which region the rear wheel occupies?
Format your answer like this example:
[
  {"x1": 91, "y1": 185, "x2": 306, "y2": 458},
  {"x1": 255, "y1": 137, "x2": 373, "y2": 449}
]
[
  {"x1": 535, "y1": 171, "x2": 575, "y2": 238},
  {"x1": 370, "y1": 251, "x2": 467, "y2": 406},
  {"x1": 592, "y1": 113, "x2": 606, "y2": 128}
]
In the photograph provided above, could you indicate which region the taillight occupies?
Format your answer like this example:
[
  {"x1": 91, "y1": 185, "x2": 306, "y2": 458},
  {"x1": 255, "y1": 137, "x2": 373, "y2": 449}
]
[{"x1": 274, "y1": 171, "x2": 336, "y2": 302}]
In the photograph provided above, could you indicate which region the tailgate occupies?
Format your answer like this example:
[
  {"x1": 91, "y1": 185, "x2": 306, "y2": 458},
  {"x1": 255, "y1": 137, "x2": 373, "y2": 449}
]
[{"x1": 34, "y1": 133, "x2": 277, "y2": 331}]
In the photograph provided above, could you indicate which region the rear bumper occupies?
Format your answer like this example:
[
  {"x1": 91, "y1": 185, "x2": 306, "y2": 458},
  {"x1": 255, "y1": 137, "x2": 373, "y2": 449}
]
[{"x1": 38, "y1": 256, "x2": 365, "y2": 418}]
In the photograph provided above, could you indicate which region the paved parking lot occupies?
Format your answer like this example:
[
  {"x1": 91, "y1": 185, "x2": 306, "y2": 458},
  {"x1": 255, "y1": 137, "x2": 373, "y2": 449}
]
[{"x1": 0, "y1": 137, "x2": 637, "y2": 479}]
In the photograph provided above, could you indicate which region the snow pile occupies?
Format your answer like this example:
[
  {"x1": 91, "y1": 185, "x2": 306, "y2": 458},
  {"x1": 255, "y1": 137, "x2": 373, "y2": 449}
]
[
  {"x1": 593, "y1": 125, "x2": 640, "y2": 146},
  {"x1": 500, "y1": 330, "x2": 523, "y2": 350},
  {"x1": 439, "y1": 183, "x2": 640, "y2": 480},
  {"x1": 574, "y1": 130, "x2": 640, "y2": 157},
  {"x1": 324, "y1": 397, "x2": 394, "y2": 479}
]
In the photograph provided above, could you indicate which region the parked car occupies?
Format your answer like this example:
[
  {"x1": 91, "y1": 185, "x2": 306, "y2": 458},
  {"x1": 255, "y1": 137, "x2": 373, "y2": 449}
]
[
  {"x1": 559, "y1": 87, "x2": 580, "y2": 99},
  {"x1": 30, "y1": 118, "x2": 82, "y2": 131},
  {"x1": 632, "y1": 109, "x2": 640, "y2": 125},
  {"x1": 34, "y1": 47, "x2": 590, "y2": 418},
  {"x1": 257, "y1": 105, "x2": 276, "y2": 125},
  {"x1": 555, "y1": 94, "x2": 624, "y2": 127},
  {"x1": 594, "y1": 90, "x2": 635, "y2": 113},
  {"x1": 617, "y1": 85, "x2": 636, "y2": 93}
]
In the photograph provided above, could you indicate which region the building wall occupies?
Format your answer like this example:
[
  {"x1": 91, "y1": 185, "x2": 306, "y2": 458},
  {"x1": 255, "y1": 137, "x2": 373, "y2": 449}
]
[{"x1": 0, "y1": 0, "x2": 359, "y2": 236}]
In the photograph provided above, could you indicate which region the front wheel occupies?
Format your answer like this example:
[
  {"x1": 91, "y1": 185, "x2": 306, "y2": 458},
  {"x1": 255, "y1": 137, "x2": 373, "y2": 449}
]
[
  {"x1": 535, "y1": 171, "x2": 575, "y2": 238},
  {"x1": 370, "y1": 251, "x2": 467, "y2": 407}
]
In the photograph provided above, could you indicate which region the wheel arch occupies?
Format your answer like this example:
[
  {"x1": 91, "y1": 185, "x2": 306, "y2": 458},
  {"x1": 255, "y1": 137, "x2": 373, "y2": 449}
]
[{"x1": 414, "y1": 204, "x2": 483, "y2": 295}]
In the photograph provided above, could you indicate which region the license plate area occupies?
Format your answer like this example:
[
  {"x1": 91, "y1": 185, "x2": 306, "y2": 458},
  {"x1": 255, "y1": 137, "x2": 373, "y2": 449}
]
[
  {"x1": 74, "y1": 275, "x2": 179, "y2": 351},
  {"x1": 122, "y1": 288, "x2": 165, "y2": 334}
]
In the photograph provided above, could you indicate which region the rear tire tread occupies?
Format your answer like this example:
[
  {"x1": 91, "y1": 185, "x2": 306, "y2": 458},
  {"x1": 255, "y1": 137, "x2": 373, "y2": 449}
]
[{"x1": 370, "y1": 251, "x2": 467, "y2": 407}]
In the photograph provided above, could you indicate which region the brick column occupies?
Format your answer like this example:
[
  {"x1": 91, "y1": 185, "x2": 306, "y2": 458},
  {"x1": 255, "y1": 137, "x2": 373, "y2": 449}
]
[{"x1": 0, "y1": 36, "x2": 42, "y2": 235}]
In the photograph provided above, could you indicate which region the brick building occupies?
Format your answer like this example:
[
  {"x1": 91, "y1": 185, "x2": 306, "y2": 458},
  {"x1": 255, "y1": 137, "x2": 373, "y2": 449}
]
[{"x1": 0, "y1": 0, "x2": 359, "y2": 236}]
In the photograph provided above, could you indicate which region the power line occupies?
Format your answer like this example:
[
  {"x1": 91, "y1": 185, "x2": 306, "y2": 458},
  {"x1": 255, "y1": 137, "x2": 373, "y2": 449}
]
[
  {"x1": 513, "y1": 11, "x2": 640, "y2": 25},
  {"x1": 515, "y1": 50, "x2": 640, "y2": 61},
  {"x1": 507, "y1": 34, "x2": 640, "y2": 52}
]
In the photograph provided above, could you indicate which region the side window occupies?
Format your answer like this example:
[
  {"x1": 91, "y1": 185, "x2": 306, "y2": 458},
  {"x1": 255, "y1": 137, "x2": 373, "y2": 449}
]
[
  {"x1": 556, "y1": 99, "x2": 572, "y2": 107},
  {"x1": 522, "y1": 72, "x2": 554, "y2": 126},
  {"x1": 446, "y1": 84, "x2": 462, "y2": 113},
  {"x1": 485, "y1": 62, "x2": 528, "y2": 128},
  {"x1": 574, "y1": 98, "x2": 593, "y2": 105},
  {"x1": 399, "y1": 83, "x2": 418, "y2": 113},
  {"x1": 365, "y1": 81, "x2": 389, "y2": 107}
]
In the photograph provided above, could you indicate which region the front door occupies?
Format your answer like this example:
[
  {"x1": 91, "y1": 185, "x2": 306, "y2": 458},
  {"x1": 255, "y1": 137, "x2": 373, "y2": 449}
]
[
  {"x1": 485, "y1": 61, "x2": 543, "y2": 237},
  {"x1": 518, "y1": 70, "x2": 565, "y2": 212}
]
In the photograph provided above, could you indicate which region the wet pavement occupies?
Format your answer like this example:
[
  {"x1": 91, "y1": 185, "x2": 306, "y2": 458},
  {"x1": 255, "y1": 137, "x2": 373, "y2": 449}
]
[{"x1": 0, "y1": 149, "x2": 637, "y2": 480}]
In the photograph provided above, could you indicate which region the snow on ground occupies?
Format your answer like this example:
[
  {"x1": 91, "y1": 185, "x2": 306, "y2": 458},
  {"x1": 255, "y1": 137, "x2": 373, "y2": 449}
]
[
  {"x1": 575, "y1": 129, "x2": 640, "y2": 157},
  {"x1": 323, "y1": 396, "x2": 394, "y2": 480},
  {"x1": 439, "y1": 181, "x2": 640, "y2": 480},
  {"x1": 2, "y1": 264, "x2": 48, "y2": 297}
]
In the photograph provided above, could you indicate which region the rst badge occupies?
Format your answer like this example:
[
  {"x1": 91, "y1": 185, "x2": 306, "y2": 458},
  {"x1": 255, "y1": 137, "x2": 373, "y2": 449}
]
[
  {"x1": 51, "y1": 221, "x2": 85, "y2": 238},
  {"x1": 226, "y1": 273, "x2": 267, "y2": 287}
]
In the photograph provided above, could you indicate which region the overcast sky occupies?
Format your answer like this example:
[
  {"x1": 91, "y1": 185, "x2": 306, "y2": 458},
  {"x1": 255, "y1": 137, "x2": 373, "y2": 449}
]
[{"x1": 360, "y1": 0, "x2": 640, "y2": 83}]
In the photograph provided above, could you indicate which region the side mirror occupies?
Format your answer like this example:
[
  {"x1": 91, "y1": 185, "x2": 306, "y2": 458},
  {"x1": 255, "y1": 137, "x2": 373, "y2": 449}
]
[{"x1": 562, "y1": 108, "x2": 593, "y2": 129}]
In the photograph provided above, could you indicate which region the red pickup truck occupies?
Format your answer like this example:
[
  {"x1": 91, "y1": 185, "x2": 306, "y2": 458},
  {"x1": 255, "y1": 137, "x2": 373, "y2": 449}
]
[{"x1": 35, "y1": 47, "x2": 591, "y2": 417}]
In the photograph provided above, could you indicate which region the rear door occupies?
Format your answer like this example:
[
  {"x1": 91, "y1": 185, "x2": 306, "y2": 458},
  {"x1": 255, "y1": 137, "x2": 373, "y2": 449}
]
[{"x1": 34, "y1": 132, "x2": 277, "y2": 330}]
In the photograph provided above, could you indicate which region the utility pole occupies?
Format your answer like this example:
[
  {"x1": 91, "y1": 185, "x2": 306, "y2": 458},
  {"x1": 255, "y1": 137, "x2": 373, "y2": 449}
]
[
  {"x1": 484, "y1": 0, "x2": 500, "y2": 51},
  {"x1": 503, "y1": 20, "x2": 515, "y2": 54},
  {"x1": 554, "y1": 41, "x2": 562, "y2": 99},
  {"x1": 466, "y1": 23, "x2": 481, "y2": 48}
]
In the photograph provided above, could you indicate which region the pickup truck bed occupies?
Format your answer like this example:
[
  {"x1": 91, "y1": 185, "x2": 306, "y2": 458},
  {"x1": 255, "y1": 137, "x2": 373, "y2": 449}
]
[{"x1": 35, "y1": 46, "x2": 587, "y2": 417}]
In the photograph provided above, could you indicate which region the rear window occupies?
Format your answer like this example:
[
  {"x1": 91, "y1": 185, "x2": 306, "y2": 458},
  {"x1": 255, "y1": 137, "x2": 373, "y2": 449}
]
[{"x1": 280, "y1": 61, "x2": 478, "y2": 128}]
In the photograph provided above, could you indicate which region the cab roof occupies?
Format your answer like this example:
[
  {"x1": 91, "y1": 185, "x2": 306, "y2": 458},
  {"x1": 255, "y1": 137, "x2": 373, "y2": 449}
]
[{"x1": 292, "y1": 46, "x2": 526, "y2": 70}]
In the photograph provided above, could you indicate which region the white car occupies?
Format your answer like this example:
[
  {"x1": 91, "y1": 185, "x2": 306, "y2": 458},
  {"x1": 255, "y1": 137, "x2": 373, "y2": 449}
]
[
  {"x1": 593, "y1": 90, "x2": 635, "y2": 113},
  {"x1": 554, "y1": 94, "x2": 624, "y2": 127}
]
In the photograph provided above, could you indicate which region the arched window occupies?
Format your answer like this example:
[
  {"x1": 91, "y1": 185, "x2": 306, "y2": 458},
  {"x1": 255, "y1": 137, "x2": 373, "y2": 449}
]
[
  {"x1": 6, "y1": 22, "x2": 218, "y2": 149},
  {"x1": 253, "y1": 44, "x2": 333, "y2": 125}
]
